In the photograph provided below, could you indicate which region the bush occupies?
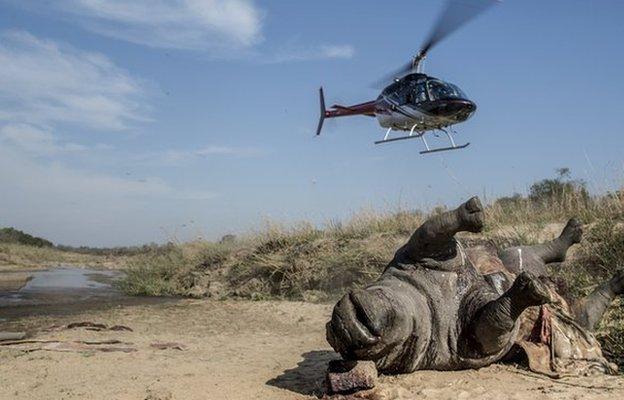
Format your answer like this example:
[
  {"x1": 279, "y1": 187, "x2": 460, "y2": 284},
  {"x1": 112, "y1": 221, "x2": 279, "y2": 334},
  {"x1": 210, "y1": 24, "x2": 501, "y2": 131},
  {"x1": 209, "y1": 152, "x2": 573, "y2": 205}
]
[{"x1": 528, "y1": 167, "x2": 589, "y2": 205}]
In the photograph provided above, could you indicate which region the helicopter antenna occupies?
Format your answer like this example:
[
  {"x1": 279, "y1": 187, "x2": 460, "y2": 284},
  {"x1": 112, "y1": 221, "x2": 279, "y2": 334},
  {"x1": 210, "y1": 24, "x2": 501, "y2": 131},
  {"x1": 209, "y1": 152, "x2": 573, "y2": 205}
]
[{"x1": 374, "y1": 0, "x2": 499, "y2": 86}]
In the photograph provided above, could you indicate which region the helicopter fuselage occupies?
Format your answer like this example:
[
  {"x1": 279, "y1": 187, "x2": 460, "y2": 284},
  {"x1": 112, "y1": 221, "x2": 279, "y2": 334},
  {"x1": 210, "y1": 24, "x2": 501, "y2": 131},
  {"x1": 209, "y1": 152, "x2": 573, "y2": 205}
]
[
  {"x1": 317, "y1": 73, "x2": 476, "y2": 137},
  {"x1": 374, "y1": 73, "x2": 476, "y2": 132}
]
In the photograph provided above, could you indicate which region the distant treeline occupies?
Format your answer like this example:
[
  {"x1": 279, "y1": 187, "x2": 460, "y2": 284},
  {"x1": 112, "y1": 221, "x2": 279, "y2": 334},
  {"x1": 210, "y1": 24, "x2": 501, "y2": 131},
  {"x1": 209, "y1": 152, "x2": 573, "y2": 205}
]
[
  {"x1": 0, "y1": 227, "x2": 53, "y2": 248},
  {"x1": 0, "y1": 226, "x2": 175, "y2": 256},
  {"x1": 54, "y1": 242, "x2": 176, "y2": 256}
]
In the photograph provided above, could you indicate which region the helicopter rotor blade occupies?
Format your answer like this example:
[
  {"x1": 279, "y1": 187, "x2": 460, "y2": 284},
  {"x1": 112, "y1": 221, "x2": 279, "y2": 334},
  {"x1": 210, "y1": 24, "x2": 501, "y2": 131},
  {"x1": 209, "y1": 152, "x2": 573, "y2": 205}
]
[
  {"x1": 372, "y1": 0, "x2": 499, "y2": 88},
  {"x1": 421, "y1": 0, "x2": 499, "y2": 59},
  {"x1": 371, "y1": 61, "x2": 414, "y2": 88}
]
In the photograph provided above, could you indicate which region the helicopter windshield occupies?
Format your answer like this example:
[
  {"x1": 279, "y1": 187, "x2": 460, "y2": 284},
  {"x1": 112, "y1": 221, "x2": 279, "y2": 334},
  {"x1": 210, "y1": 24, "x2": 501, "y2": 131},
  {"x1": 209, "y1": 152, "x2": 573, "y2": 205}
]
[
  {"x1": 427, "y1": 80, "x2": 467, "y2": 101},
  {"x1": 384, "y1": 78, "x2": 429, "y2": 105}
]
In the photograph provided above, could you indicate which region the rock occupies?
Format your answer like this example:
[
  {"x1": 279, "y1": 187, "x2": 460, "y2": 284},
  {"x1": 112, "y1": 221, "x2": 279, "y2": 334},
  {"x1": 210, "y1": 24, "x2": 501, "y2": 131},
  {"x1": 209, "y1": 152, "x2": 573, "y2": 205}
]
[{"x1": 325, "y1": 360, "x2": 378, "y2": 395}]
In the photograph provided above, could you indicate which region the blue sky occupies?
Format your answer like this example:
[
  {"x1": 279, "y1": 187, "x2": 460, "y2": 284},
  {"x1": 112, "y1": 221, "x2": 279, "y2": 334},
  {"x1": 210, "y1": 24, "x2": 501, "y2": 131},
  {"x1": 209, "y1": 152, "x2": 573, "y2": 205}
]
[{"x1": 0, "y1": 0, "x2": 623, "y2": 247}]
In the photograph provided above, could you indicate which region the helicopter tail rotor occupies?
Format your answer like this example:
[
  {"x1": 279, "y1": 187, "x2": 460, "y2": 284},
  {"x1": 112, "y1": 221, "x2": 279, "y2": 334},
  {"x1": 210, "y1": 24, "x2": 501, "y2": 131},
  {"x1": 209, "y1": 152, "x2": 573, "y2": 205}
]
[{"x1": 316, "y1": 87, "x2": 327, "y2": 136}]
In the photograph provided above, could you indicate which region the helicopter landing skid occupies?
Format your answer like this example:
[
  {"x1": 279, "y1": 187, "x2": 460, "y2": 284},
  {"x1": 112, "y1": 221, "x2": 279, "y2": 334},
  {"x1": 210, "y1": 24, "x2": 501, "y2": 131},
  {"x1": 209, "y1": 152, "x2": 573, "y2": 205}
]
[
  {"x1": 419, "y1": 142, "x2": 470, "y2": 154},
  {"x1": 375, "y1": 127, "x2": 470, "y2": 155}
]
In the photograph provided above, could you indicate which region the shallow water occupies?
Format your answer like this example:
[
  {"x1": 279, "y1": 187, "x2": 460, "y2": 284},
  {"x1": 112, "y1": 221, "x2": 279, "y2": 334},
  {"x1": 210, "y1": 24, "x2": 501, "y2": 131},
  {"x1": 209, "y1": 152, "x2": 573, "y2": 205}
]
[{"x1": 0, "y1": 267, "x2": 169, "y2": 321}]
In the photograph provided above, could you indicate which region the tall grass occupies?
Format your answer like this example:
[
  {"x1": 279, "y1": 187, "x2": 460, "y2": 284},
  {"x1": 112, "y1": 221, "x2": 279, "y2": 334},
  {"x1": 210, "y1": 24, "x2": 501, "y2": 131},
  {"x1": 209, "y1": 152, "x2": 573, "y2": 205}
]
[
  {"x1": 120, "y1": 210, "x2": 424, "y2": 300},
  {"x1": 118, "y1": 189, "x2": 624, "y2": 366},
  {"x1": 120, "y1": 190, "x2": 624, "y2": 301}
]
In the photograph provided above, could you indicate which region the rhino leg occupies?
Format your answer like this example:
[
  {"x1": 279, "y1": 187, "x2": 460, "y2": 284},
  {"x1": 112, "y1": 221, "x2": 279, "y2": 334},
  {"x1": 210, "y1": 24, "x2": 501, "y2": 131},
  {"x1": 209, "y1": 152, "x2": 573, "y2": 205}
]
[
  {"x1": 397, "y1": 196, "x2": 484, "y2": 264},
  {"x1": 469, "y1": 272, "x2": 552, "y2": 356},
  {"x1": 499, "y1": 218, "x2": 583, "y2": 275},
  {"x1": 573, "y1": 269, "x2": 624, "y2": 331}
]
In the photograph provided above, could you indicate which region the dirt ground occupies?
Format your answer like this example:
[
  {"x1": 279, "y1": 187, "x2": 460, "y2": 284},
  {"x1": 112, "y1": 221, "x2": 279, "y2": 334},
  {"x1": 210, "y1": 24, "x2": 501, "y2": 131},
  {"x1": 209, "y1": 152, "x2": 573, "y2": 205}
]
[{"x1": 1, "y1": 300, "x2": 623, "y2": 400}]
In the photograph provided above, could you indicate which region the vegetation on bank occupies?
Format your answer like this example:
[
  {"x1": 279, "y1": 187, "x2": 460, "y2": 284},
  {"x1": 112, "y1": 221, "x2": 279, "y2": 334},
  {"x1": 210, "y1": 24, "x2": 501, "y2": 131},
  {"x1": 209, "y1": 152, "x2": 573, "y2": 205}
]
[
  {"x1": 2, "y1": 169, "x2": 623, "y2": 366},
  {"x1": 0, "y1": 227, "x2": 174, "y2": 269},
  {"x1": 0, "y1": 243, "x2": 125, "y2": 269},
  {"x1": 120, "y1": 191, "x2": 623, "y2": 300},
  {"x1": 0, "y1": 227, "x2": 53, "y2": 248},
  {"x1": 121, "y1": 169, "x2": 623, "y2": 300},
  {"x1": 118, "y1": 169, "x2": 624, "y2": 367}
]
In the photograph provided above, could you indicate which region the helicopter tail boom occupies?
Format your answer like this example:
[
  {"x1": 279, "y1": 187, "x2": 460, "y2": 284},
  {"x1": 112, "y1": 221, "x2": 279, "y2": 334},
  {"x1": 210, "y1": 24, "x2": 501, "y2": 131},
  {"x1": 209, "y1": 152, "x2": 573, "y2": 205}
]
[{"x1": 316, "y1": 87, "x2": 377, "y2": 136}]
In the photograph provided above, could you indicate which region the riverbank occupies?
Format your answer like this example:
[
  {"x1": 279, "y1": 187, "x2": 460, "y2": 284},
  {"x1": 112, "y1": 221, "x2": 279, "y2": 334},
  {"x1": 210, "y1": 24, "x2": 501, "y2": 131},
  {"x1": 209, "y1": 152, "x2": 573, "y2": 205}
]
[
  {"x1": 0, "y1": 272, "x2": 32, "y2": 292},
  {"x1": 0, "y1": 267, "x2": 174, "y2": 320},
  {"x1": 0, "y1": 243, "x2": 128, "y2": 271},
  {"x1": 1, "y1": 299, "x2": 623, "y2": 400}
]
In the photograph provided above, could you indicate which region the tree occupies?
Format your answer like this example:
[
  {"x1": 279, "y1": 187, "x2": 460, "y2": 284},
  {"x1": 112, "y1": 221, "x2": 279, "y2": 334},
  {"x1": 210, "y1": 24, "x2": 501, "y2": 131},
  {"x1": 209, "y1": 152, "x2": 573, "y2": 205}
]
[{"x1": 528, "y1": 168, "x2": 588, "y2": 203}]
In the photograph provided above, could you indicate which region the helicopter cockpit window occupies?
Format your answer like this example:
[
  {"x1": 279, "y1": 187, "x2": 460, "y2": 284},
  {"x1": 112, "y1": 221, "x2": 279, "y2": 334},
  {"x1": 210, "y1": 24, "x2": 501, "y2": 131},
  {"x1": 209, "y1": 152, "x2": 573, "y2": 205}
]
[
  {"x1": 394, "y1": 80, "x2": 428, "y2": 105},
  {"x1": 413, "y1": 82, "x2": 428, "y2": 103},
  {"x1": 427, "y1": 80, "x2": 467, "y2": 100}
]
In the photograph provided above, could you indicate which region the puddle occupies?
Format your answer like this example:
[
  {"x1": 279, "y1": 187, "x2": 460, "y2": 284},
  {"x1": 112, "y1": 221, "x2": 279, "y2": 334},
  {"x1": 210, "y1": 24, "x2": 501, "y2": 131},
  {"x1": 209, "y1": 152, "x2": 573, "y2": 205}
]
[
  {"x1": 0, "y1": 267, "x2": 171, "y2": 321},
  {"x1": 24, "y1": 268, "x2": 120, "y2": 291}
]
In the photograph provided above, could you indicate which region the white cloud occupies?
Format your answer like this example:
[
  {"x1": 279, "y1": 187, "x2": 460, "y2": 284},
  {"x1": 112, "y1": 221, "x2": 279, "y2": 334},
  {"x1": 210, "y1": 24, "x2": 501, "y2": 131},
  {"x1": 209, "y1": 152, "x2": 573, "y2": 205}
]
[
  {"x1": 58, "y1": 0, "x2": 264, "y2": 52},
  {"x1": 5, "y1": 1, "x2": 353, "y2": 62},
  {"x1": 0, "y1": 144, "x2": 217, "y2": 245},
  {"x1": 0, "y1": 143, "x2": 203, "y2": 200},
  {"x1": 267, "y1": 44, "x2": 356, "y2": 63},
  {"x1": 0, "y1": 31, "x2": 148, "y2": 131},
  {"x1": 194, "y1": 145, "x2": 264, "y2": 156},
  {"x1": 0, "y1": 124, "x2": 87, "y2": 155},
  {"x1": 135, "y1": 145, "x2": 266, "y2": 166}
]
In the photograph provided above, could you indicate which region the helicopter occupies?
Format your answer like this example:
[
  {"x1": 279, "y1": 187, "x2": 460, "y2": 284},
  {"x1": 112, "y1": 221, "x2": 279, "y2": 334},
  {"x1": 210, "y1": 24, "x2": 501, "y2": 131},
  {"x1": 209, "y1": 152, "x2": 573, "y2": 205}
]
[{"x1": 316, "y1": 0, "x2": 499, "y2": 154}]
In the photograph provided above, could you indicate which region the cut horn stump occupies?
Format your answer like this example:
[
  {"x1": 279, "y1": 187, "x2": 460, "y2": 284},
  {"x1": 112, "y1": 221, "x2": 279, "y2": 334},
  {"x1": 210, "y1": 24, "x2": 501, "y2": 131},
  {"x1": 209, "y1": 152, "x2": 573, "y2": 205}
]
[{"x1": 325, "y1": 360, "x2": 378, "y2": 396}]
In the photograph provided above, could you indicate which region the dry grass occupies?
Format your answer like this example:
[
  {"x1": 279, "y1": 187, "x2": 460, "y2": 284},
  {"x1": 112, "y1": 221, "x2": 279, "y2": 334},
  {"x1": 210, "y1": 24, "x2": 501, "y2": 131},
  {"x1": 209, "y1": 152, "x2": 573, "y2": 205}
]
[
  {"x1": 0, "y1": 243, "x2": 127, "y2": 270},
  {"x1": 120, "y1": 192, "x2": 624, "y2": 301},
  {"x1": 120, "y1": 210, "x2": 424, "y2": 300},
  {"x1": 118, "y1": 190, "x2": 624, "y2": 366}
]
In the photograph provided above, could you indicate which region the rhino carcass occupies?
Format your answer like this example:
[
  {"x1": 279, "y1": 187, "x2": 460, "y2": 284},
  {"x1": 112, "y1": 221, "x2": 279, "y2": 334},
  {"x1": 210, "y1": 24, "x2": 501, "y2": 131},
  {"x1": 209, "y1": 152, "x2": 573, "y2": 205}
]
[{"x1": 326, "y1": 197, "x2": 621, "y2": 376}]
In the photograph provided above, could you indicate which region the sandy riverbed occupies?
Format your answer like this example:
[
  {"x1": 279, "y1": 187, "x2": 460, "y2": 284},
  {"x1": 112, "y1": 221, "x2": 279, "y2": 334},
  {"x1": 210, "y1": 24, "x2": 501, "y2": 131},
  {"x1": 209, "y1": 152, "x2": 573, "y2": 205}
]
[{"x1": 1, "y1": 299, "x2": 623, "y2": 400}]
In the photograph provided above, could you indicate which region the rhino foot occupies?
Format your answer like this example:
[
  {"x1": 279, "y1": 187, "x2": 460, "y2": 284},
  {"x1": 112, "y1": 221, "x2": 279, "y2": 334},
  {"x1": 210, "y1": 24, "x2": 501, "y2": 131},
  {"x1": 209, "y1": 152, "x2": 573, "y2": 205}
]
[
  {"x1": 575, "y1": 268, "x2": 624, "y2": 331},
  {"x1": 560, "y1": 218, "x2": 583, "y2": 245},
  {"x1": 455, "y1": 196, "x2": 485, "y2": 233},
  {"x1": 509, "y1": 272, "x2": 553, "y2": 313},
  {"x1": 470, "y1": 272, "x2": 552, "y2": 356}
]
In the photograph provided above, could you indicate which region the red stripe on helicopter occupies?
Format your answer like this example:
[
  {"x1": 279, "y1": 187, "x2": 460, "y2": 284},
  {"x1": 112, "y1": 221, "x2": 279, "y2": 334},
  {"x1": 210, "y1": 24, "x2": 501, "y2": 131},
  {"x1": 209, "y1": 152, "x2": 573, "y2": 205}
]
[{"x1": 325, "y1": 100, "x2": 376, "y2": 118}]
